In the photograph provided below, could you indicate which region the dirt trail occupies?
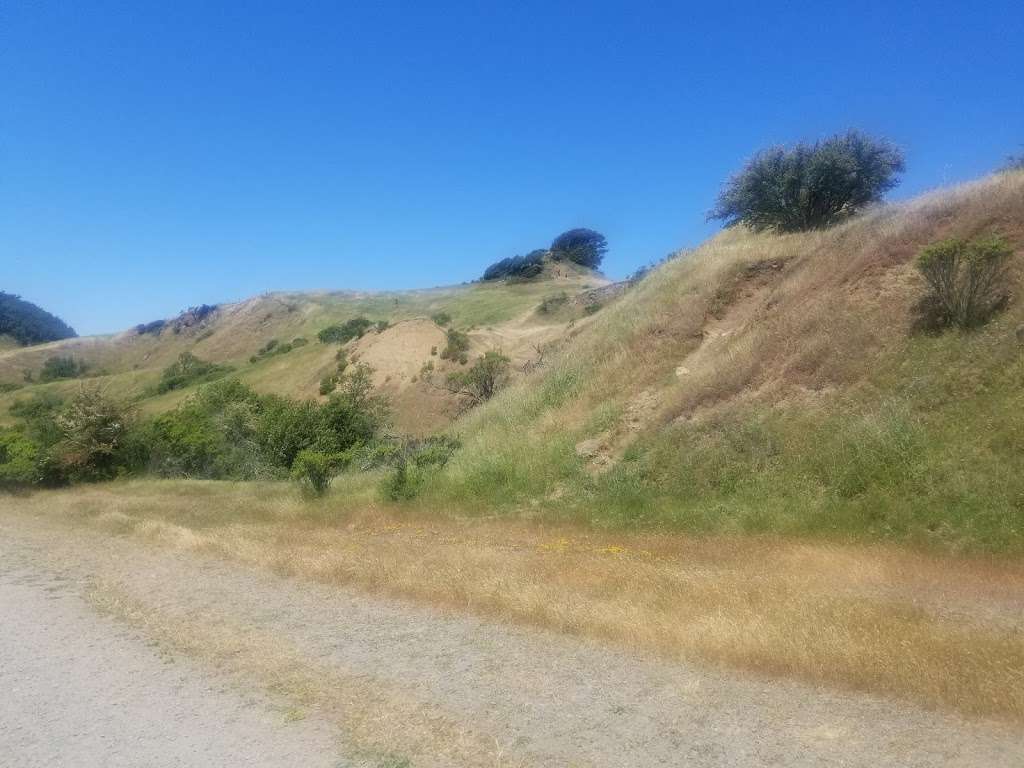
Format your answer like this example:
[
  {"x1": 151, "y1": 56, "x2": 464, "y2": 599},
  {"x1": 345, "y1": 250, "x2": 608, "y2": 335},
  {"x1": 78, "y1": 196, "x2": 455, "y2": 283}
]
[
  {"x1": 0, "y1": 538, "x2": 344, "y2": 767},
  {"x1": 1, "y1": 513, "x2": 1022, "y2": 767}
]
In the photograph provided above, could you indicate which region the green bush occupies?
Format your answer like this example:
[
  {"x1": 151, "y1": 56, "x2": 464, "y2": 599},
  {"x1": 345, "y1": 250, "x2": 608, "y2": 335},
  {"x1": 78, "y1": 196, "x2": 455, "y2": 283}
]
[
  {"x1": 446, "y1": 350, "x2": 510, "y2": 407},
  {"x1": 250, "y1": 338, "x2": 299, "y2": 363},
  {"x1": 10, "y1": 391, "x2": 65, "y2": 447},
  {"x1": 39, "y1": 355, "x2": 87, "y2": 382},
  {"x1": 319, "y1": 375, "x2": 338, "y2": 395},
  {"x1": 0, "y1": 430, "x2": 41, "y2": 487},
  {"x1": 440, "y1": 328, "x2": 470, "y2": 362},
  {"x1": 431, "y1": 311, "x2": 452, "y2": 326},
  {"x1": 379, "y1": 436, "x2": 460, "y2": 501},
  {"x1": 156, "y1": 352, "x2": 232, "y2": 394},
  {"x1": 914, "y1": 235, "x2": 1013, "y2": 330},
  {"x1": 53, "y1": 386, "x2": 139, "y2": 481},
  {"x1": 537, "y1": 292, "x2": 568, "y2": 314},
  {"x1": 317, "y1": 317, "x2": 374, "y2": 344},
  {"x1": 710, "y1": 130, "x2": 905, "y2": 232},
  {"x1": 290, "y1": 449, "x2": 336, "y2": 496}
]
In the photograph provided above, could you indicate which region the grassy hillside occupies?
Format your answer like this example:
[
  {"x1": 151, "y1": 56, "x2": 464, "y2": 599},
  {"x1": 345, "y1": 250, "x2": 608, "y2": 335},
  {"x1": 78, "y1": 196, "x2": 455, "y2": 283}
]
[
  {"x1": 0, "y1": 269, "x2": 605, "y2": 433},
  {"x1": 416, "y1": 171, "x2": 1024, "y2": 552}
]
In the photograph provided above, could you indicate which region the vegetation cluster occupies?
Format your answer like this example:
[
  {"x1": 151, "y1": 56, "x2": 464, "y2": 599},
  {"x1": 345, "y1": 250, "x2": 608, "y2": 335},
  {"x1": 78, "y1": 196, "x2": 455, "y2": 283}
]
[{"x1": 0, "y1": 291, "x2": 77, "y2": 346}]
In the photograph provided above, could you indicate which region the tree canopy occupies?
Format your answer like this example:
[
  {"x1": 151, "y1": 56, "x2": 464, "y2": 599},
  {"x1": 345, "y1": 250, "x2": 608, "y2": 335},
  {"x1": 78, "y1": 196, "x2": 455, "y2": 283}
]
[
  {"x1": 709, "y1": 130, "x2": 905, "y2": 232},
  {"x1": 0, "y1": 292, "x2": 77, "y2": 346},
  {"x1": 550, "y1": 229, "x2": 608, "y2": 269}
]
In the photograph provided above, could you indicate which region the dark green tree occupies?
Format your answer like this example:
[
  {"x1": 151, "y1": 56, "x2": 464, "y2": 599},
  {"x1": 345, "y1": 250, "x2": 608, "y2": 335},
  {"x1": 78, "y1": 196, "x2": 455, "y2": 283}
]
[
  {"x1": 550, "y1": 230, "x2": 607, "y2": 269},
  {"x1": 0, "y1": 292, "x2": 77, "y2": 346},
  {"x1": 710, "y1": 130, "x2": 905, "y2": 232}
]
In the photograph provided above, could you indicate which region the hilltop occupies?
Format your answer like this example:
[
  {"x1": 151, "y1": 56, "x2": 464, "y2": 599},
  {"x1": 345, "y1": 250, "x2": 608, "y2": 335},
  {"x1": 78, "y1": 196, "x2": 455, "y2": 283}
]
[{"x1": 0, "y1": 292, "x2": 77, "y2": 348}]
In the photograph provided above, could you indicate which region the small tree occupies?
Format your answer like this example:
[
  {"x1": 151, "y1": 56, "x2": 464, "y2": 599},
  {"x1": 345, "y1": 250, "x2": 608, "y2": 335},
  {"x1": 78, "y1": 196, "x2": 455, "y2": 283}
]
[
  {"x1": 445, "y1": 350, "x2": 511, "y2": 408},
  {"x1": 710, "y1": 130, "x2": 905, "y2": 232},
  {"x1": 54, "y1": 386, "x2": 135, "y2": 480},
  {"x1": 915, "y1": 235, "x2": 1013, "y2": 330},
  {"x1": 550, "y1": 230, "x2": 607, "y2": 269},
  {"x1": 440, "y1": 328, "x2": 470, "y2": 363},
  {"x1": 290, "y1": 449, "x2": 335, "y2": 496}
]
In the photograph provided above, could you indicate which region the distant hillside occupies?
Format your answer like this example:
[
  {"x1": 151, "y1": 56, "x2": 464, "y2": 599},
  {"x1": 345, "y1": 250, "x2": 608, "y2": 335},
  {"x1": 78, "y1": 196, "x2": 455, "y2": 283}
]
[
  {"x1": 0, "y1": 268, "x2": 608, "y2": 433},
  {"x1": 0, "y1": 292, "x2": 77, "y2": 346}
]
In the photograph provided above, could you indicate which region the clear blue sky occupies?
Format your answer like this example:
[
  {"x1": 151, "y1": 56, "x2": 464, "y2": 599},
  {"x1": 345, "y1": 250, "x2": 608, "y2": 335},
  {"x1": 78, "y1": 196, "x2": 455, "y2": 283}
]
[{"x1": 3, "y1": 1, "x2": 1022, "y2": 335}]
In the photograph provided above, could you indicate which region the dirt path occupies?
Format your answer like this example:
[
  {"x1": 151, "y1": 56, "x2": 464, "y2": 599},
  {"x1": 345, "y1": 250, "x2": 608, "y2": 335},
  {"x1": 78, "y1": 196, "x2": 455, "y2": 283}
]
[
  {"x1": 0, "y1": 541, "x2": 344, "y2": 767},
  {"x1": 1, "y1": 513, "x2": 1021, "y2": 767}
]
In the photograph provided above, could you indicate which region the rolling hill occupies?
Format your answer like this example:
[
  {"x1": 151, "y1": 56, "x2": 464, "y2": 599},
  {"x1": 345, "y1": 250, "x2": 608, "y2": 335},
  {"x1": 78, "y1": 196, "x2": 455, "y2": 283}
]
[
  {"x1": 416, "y1": 170, "x2": 1024, "y2": 551},
  {"x1": 0, "y1": 259, "x2": 609, "y2": 434},
  {"x1": 3, "y1": 170, "x2": 1023, "y2": 552}
]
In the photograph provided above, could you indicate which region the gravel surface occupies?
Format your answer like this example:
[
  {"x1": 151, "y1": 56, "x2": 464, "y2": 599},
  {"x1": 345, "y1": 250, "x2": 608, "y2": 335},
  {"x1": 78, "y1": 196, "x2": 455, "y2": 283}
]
[
  {"x1": 2, "y1": 514, "x2": 1022, "y2": 767},
  {"x1": 0, "y1": 552, "x2": 344, "y2": 767}
]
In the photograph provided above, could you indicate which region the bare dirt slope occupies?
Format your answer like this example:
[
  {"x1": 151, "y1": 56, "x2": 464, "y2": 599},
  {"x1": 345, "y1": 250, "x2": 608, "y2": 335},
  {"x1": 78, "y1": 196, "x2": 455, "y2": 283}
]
[{"x1": 2, "y1": 513, "x2": 1020, "y2": 768}]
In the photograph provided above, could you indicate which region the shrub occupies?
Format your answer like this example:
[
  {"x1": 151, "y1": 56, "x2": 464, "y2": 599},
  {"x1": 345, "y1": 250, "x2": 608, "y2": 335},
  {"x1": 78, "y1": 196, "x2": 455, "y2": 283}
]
[
  {"x1": 319, "y1": 375, "x2": 338, "y2": 395},
  {"x1": 0, "y1": 382, "x2": 22, "y2": 393},
  {"x1": 135, "y1": 319, "x2": 166, "y2": 336},
  {"x1": 9, "y1": 391, "x2": 65, "y2": 447},
  {"x1": 53, "y1": 386, "x2": 137, "y2": 481},
  {"x1": 379, "y1": 436, "x2": 460, "y2": 501},
  {"x1": 537, "y1": 292, "x2": 569, "y2": 314},
  {"x1": 39, "y1": 355, "x2": 87, "y2": 382},
  {"x1": 914, "y1": 235, "x2": 1013, "y2": 330},
  {"x1": 431, "y1": 311, "x2": 452, "y2": 326},
  {"x1": 0, "y1": 292, "x2": 77, "y2": 346},
  {"x1": 156, "y1": 352, "x2": 232, "y2": 394},
  {"x1": 1001, "y1": 151, "x2": 1024, "y2": 173},
  {"x1": 440, "y1": 328, "x2": 470, "y2": 362},
  {"x1": 445, "y1": 350, "x2": 510, "y2": 407},
  {"x1": 0, "y1": 430, "x2": 41, "y2": 487},
  {"x1": 318, "y1": 317, "x2": 374, "y2": 344},
  {"x1": 250, "y1": 338, "x2": 298, "y2": 363},
  {"x1": 550, "y1": 230, "x2": 607, "y2": 269},
  {"x1": 144, "y1": 379, "x2": 262, "y2": 478},
  {"x1": 710, "y1": 130, "x2": 905, "y2": 232},
  {"x1": 291, "y1": 337, "x2": 308, "y2": 347},
  {"x1": 290, "y1": 450, "x2": 336, "y2": 496}
]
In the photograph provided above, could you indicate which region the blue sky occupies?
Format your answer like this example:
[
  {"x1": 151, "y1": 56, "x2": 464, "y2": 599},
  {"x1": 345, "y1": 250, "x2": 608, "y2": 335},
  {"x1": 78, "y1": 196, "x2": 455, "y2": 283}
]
[{"x1": 3, "y1": 1, "x2": 1023, "y2": 335}]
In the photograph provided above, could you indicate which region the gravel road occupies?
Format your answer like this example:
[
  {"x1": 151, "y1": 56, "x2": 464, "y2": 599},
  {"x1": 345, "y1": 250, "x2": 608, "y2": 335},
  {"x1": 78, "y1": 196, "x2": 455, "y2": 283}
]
[{"x1": 1, "y1": 513, "x2": 1021, "y2": 767}]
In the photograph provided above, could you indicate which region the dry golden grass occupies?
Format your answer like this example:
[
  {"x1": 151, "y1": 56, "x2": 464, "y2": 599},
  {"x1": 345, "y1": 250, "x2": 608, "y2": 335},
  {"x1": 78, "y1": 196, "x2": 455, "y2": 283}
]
[{"x1": 9, "y1": 479, "x2": 1024, "y2": 725}]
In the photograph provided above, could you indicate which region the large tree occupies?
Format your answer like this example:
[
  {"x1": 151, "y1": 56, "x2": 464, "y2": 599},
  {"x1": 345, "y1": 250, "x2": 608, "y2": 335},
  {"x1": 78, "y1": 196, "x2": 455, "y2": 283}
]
[
  {"x1": 709, "y1": 131, "x2": 905, "y2": 233},
  {"x1": 550, "y1": 229, "x2": 608, "y2": 269}
]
